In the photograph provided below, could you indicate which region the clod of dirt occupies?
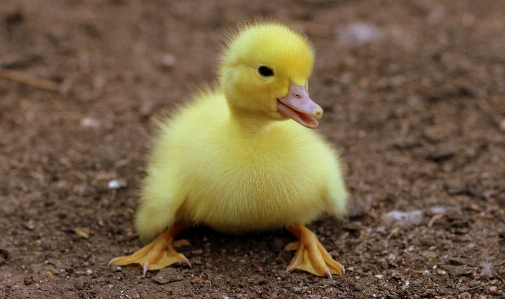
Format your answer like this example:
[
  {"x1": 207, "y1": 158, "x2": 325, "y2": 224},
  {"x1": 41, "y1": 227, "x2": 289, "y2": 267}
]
[
  {"x1": 459, "y1": 292, "x2": 471, "y2": 299},
  {"x1": 0, "y1": 249, "x2": 8, "y2": 265},
  {"x1": 425, "y1": 144, "x2": 457, "y2": 162},
  {"x1": 23, "y1": 276, "x2": 33, "y2": 285},
  {"x1": 151, "y1": 268, "x2": 184, "y2": 285},
  {"x1": 4, "y1": 11, "x2": 24, "y2": 27},
  {"x1": 440, "y1": 265, "x2": 473, "y2": 277},
  {"x1": 445, "y1": 179, "x2": 467, "y2": 195}
]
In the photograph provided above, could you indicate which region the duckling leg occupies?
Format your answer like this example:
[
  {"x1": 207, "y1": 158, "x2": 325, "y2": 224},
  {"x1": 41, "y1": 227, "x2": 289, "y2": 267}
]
[
  {"x1": 109, "y1": 222, "x2": 191, "y2": 276},
  {"x1": 285, "y1": 223, "x2": 344, "y2": 277}
]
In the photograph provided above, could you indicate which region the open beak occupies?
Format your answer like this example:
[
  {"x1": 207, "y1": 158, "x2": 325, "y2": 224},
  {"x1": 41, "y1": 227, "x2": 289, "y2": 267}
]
[{"x1": 277, "y1": 82, "x2": 323, "y2": 129}]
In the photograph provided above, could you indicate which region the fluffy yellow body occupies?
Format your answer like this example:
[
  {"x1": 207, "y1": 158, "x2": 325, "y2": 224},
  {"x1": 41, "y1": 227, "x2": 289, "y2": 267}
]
[{"x1": 135, "y1": 89, "x2": 347, "y2": 242}]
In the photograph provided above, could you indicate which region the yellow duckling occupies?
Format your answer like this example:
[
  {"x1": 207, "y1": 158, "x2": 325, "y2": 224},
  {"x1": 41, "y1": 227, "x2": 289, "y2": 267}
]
[{"x1": 110, "y1": 22, "x2": 347, "y2": 277}]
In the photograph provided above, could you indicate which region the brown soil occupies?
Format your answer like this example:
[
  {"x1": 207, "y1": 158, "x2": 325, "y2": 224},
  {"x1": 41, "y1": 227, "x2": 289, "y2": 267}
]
[{"x1": 1, "y1": 1, "x2": 505, "y2": 298}]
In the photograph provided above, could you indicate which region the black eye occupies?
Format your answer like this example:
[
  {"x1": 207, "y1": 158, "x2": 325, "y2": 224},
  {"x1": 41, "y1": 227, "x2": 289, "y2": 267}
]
[{"x1": 258, "y1": 66, "x2": 274, "y2": 77}]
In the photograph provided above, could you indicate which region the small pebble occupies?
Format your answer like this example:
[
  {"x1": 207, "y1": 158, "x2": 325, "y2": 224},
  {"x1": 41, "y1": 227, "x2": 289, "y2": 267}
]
[
  {"x1": 292, "y1": 287, "x2": 302, "y2": 293},
  {"x1": 108, "y1": 179, "x2": 127, "y2": 189},
  {"x1": 151, "y1": 268, "x2": 183, "y2": 285},
  {"x1": 338, "y1": 22, "x2": 383, "y2": 45},
  {"x1": 430, "y1": 206, "x2": 447, "y2": 214},
  {"x1": 159, "y1": 54, "x2": 175, "y2": 70},
  {"x1": 80, "y1": 117, "x2": 100, "y2": 128},
  {"x1": 383, "y1": 210, "x2": 423, "y2": 228},
  {"x1": 23, "y1": 221, "x2": 35, "y2": 230}
]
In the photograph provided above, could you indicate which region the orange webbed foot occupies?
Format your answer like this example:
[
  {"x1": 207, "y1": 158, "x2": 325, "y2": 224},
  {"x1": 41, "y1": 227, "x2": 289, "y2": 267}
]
[
  {"x1": 285, "y1": 223, "x2": 344, "y2": 278},
  {"x1": 109, "y1": 223, "x2": 190, "y2": 276}
]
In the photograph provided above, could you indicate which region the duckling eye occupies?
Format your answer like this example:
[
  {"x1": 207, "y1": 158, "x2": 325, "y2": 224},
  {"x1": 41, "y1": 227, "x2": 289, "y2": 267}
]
[{"x1": 258, "y1": 66, "x2": 274, "y2": 77}]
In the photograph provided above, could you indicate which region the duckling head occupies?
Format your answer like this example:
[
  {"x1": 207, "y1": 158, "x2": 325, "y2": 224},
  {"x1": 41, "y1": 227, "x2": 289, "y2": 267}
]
[{"x1": 219, "y1": 22, "x2": 323, "y2": 129}]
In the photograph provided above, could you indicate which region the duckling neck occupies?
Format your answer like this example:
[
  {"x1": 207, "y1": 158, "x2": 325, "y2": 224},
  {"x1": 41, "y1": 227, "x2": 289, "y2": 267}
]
[{"x1": 228, "y1": 106, "x2": 277, "y2": 135}]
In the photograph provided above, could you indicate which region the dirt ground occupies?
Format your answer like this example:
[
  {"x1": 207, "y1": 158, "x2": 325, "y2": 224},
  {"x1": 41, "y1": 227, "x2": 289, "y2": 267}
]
[{"x1": 1, "y1": 0, "x2": 505, "y2": 298}]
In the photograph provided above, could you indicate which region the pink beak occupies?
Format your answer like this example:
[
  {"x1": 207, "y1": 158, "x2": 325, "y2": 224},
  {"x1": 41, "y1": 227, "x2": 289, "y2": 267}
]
[{"x1": 277, "y1": 82, "x2": 323, "y2": 128}]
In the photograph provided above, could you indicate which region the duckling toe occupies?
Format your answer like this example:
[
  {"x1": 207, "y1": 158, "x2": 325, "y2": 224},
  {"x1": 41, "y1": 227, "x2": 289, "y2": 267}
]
[
  {"x1": 109, "y1": 225, "x2": 191, "y2": 276},
  {"x1": 285, "y1": 224, "x2": 344, "y2": 277}
]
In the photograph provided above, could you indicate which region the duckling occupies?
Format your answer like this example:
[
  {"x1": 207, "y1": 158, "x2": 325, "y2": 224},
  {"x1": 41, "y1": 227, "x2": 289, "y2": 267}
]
[{"x1": 110, "y1": 22, "x2": 347, "y2": 277}]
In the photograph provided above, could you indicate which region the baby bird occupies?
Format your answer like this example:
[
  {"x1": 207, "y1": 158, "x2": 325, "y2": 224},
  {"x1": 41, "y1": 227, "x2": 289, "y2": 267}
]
[{"x1": 110, "y1": 22, "x2": 348, "y2": 277}]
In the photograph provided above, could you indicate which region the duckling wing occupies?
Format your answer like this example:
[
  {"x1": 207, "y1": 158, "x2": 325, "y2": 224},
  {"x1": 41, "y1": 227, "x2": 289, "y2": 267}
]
[{"x1": 134, "y1": 88, "x2": 229, "y2": 241}]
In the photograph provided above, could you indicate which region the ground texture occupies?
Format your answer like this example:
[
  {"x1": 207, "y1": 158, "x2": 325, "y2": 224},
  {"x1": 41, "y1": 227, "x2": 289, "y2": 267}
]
[{"x1": 1, "y1": 0, "x2": 505, "y2": 298}]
